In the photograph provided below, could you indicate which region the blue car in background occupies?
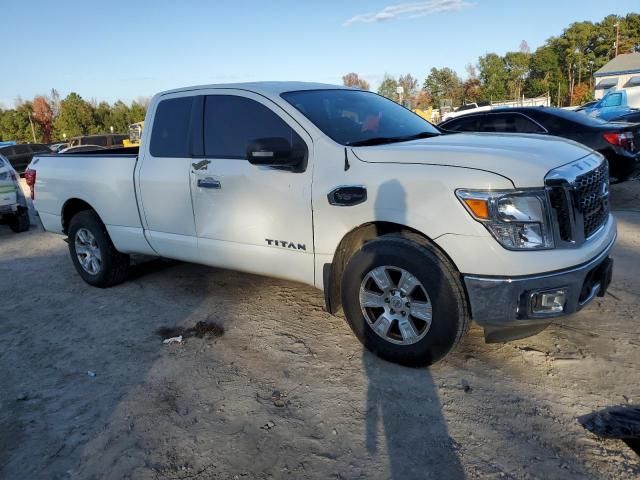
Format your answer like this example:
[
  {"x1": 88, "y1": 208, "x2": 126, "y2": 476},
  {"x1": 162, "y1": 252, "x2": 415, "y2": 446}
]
[{"x1": 581, "y1": 89, "x2": 640, "y2": 121}]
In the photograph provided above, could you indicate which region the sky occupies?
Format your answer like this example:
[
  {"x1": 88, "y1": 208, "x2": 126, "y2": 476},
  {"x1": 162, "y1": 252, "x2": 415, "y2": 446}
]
[{"x1": 1, "y1": 0, "x2": 638, "y2": 107}]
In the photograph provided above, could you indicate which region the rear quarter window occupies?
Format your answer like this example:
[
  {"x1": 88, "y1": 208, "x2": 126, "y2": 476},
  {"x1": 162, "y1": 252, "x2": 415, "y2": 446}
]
[{"x1": 150, "y1": 96, "x2": 198, "y2": 157}]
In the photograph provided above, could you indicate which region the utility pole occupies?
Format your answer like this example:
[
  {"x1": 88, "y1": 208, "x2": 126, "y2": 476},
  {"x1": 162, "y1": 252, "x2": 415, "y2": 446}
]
[
  {"x1": 396, "y1": 85, "x2": 405, "y2": 106},
  {"x1": 27, "y1": 112, "x2": 37, "y2": 143},
  {"x1": 557, "y1": 81, "x2": 561, "y2": 108},
  {"x1": 614, "y1": 22, "x2": 620, "y2": 57}
]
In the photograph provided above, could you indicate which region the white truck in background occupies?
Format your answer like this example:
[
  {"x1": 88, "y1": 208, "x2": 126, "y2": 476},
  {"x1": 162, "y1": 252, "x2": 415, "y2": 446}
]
[
  {"x1": 0, "y1": 154, "x2": 30, "y2": 233},
  {"x1": 27, "y1": 82, "x2": 616, "y2": 366}
]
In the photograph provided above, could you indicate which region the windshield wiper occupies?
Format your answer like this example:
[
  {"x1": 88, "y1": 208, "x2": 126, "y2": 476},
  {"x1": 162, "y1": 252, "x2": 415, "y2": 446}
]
[{"x1": 348, "y1": 131, "x2": 439, "y2": 147}]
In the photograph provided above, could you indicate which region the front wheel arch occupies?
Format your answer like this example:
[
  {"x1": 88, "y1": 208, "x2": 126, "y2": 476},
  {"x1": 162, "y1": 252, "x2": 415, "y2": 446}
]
[{"x1": 324, "y1": 222, "x2": 463, "y2": 315}]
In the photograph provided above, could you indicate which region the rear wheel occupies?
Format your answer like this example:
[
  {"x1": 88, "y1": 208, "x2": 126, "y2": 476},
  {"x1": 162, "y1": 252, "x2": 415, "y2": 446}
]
[
  {"x1": 341, "y1": 233, "x2": 469, "y2": 366},
  {"x1": 68, "y1": 210, "x2": 130, "y2": 287},
  {"x1": 8, "y1": 207, "x2": 30, "y2": 233}
]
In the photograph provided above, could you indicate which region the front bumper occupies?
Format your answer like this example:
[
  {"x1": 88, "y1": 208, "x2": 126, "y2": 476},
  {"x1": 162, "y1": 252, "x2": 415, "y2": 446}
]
[{"x1": 463, "y1": 234, "x2": 616, "y2": 342}]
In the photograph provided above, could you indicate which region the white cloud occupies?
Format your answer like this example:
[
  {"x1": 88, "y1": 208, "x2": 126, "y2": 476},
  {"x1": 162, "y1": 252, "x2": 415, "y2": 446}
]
[{"x1": 343, "y1": 0, "x2": 474, "y2": 26}]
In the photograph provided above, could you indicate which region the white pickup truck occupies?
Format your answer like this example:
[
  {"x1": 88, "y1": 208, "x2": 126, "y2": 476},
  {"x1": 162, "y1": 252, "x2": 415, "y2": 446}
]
[{"x1": 28, "y1": 82, "x2": 616, "y2": 366}]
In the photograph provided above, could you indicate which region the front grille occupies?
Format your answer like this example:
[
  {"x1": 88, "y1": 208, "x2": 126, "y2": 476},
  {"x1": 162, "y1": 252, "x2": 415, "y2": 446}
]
[
  {"x1": 548, "y1": 186, "x2": 572, "y2": 241},
  {"x1": 546, "y1": 157, "x2": 610, "y2": 245},
  {"x1": 574, "y1": 161, "x2": 610, "y2": 238}
]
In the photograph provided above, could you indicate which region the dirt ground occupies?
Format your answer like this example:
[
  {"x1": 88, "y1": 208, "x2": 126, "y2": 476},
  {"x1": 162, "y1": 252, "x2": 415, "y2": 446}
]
[{"x1": 1, "y1": 180, "x2": 639, "y2": 480}]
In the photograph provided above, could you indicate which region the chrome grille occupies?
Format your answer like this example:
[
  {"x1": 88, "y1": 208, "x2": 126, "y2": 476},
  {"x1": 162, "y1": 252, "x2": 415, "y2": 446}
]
[
  {"x1": 574, "y1": 161, "x2": 610, "y2": 238},
  {"x1": 548, "y1": 186, "x2": 572, "y2": 242},
  {"x1": 545, "y1": 156, "x2": 610, "y2": 246}
]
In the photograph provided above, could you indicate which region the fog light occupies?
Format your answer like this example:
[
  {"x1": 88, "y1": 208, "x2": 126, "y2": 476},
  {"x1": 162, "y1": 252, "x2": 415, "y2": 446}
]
[{"x1": 530, "y1": 289, "x2": 567, "y2": 315}]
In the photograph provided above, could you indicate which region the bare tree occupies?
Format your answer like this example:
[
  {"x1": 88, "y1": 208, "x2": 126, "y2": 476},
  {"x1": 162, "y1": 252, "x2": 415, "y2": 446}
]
[{"x1": 342, "y1": 73, "x2": 371, "y2": 90}]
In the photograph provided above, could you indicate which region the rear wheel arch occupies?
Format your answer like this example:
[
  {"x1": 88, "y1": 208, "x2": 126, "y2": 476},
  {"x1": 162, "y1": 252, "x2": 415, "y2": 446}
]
[
  {"x1": 61, "y1": 198, "x2": 97, "y2": 234},
  {"x1": 324, "y1": 221, "x2": 463, "y2": 315}
]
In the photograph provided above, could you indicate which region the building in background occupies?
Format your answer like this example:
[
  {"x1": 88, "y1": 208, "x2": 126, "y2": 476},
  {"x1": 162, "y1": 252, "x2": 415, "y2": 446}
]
[{"x1": 594, "y1": 52, "x2": 640, "y2": 100}]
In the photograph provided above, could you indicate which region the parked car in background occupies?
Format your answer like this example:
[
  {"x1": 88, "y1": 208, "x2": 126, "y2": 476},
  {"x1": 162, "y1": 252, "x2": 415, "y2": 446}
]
[
  {"x1": 0, "y1": 154, "x2": 30, "y2": 232},
  {"x1": 439, "y1": 107, "x2": 640, "y2": 182},
  {"x1": 441, "y1": 102, "x2": 493, "y2": 122},
  {"x1": 58, "y1": 145, "x2": 106, "y2": 154},
  {"x1": 575, "y1": 100, "x2": 599, "y2": 112},
  {"x1": 609, "y1": 110, "x2": 640, "y2": 123},
  {"x1": 48, "y1": 143, "x2": 69, "y2": 153},
  {"x1": 68, "y1": 134, "x2": 128, "y2": 149},
  {"x1": 0, "y1": 143, "x2": 52, "y2": 174},
  {"x1": 580, "y1": 88, "x2": 640, "y2": 120},
  {"x1": 27, "y1": 82, "x2": 616, "y2": 366}
]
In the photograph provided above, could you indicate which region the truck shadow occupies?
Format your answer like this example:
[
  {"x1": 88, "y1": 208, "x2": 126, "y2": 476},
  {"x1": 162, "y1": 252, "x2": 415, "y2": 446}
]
[
  {"x1": 362, "y1": 179, "x2": 465, "y2": 478},
  {"x1": 363, "y1": 354, "x2": 465, "y2": 479}
]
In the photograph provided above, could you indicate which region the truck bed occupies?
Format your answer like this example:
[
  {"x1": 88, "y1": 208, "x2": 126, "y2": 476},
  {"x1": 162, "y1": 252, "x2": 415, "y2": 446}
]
[
  {"x1": 29, "y1": 149, "x2": 153, "y2": 255},
  {"x1": 58, "y1": 146, "x2": 139, "y2": 155}
]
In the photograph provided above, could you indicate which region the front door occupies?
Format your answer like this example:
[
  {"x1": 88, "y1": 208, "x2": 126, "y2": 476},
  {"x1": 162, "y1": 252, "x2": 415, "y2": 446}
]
[{"x1": 191, "y1": 90, "x2": 315, "y2": 285}]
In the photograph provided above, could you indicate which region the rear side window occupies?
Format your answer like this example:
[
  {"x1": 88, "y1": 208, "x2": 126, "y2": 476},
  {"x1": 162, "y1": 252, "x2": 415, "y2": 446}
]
[
  {"x1": 150, "y1": 96, "x2": 198, "y2": 157},
  {"x1": 203, "y1": 95, "x2": 304, "y2": 159},
  {"x1": 479, "y1": 113, "x2": 545, "y2": 133},
  {"x1": 33, "y1": 144, "x2": 51, "y2": 153}
]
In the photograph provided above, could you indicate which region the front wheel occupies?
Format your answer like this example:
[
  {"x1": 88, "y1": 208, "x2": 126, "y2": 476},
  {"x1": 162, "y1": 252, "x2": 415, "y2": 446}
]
[
  {"x1": 68, "y1": 210, "x2": 130, "y2": 287},
  {"x1": 341, "y1": 233, "x2": 469, "y2": 366}
]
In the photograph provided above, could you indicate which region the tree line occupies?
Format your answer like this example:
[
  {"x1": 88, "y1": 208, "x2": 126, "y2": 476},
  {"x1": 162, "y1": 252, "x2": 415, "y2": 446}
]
[
  {"x1": 0, "y1": 90, "x2": 148, "y2": 144},
  {"x1": 344, "y1": 13, "x2": 640, "y2": 110}
]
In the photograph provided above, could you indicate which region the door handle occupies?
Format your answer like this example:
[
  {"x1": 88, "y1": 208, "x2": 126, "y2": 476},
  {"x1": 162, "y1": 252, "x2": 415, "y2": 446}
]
[{"x1": 197, "y1": 177, "x2": 221, "y2": 189}]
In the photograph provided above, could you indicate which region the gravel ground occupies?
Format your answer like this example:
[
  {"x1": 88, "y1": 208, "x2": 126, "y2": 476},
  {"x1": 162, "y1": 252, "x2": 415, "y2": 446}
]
[{"x1": 0, "y1": 180, "x2": 639, "y2": 480}]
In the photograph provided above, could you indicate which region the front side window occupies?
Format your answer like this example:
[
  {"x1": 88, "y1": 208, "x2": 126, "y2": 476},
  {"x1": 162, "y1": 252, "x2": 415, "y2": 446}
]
[
  {"x1": 281, "y1": 89, "x2": 439, "y2": 146},
  {"x1": 203, "y1": 95, "x2": 304, "y2": 159},
  {"x1": 150, "y1": 96, "x2": 197, "y2": 157}
]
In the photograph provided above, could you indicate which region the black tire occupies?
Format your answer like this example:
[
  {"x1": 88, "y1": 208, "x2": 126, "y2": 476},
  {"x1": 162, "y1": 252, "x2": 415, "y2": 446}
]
[
  {"x1": 8, "y1": 207, "x2": 30, "y2": 233},
  {"x1": 67, "y1": 210, "x2": 130, "y2": 287},
  {"x1": 341, "y1": 232, "x2": 469, "y2": 367}
]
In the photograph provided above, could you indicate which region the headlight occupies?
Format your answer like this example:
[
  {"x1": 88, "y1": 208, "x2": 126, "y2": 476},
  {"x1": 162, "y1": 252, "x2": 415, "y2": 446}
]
[{"x1": 456, "y1": 189, "x2": 554, "y2": 250}]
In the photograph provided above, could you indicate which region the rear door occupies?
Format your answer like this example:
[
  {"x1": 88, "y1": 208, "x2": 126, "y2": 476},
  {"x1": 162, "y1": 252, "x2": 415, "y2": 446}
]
[
  {"x1": 136, "y1": 93, "x2": 203, "y2": 262},
  {"x1": 191, "y1": 90, "x2": 315, "y2": 285}
]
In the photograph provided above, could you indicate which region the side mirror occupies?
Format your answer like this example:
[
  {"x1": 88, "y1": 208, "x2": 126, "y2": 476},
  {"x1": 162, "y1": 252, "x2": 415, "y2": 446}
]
[{"x1": 246, "y1": 137, "x2": 304, "y2": 168}]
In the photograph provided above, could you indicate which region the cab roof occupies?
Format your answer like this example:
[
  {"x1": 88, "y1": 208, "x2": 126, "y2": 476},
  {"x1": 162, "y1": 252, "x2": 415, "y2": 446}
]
[{"x1": 158, "y1": 81, "x2": 352, "y2": 98}]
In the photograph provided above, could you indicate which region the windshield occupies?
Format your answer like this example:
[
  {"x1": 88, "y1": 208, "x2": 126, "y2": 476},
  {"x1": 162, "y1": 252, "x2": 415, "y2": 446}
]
[{"x1": 281, "y1": 89, "x2": 440, "y2": 146}]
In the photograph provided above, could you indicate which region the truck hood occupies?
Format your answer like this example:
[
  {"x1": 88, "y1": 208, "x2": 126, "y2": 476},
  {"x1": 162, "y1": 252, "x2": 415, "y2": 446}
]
[{"x1": 351, "y1": 132, "x2": 594, "y2": 188}]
